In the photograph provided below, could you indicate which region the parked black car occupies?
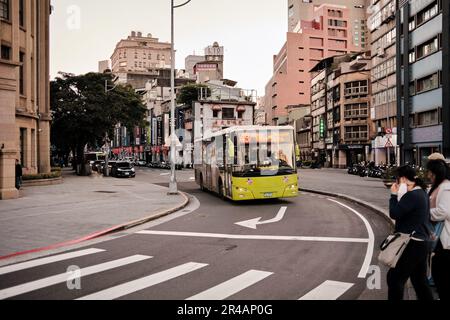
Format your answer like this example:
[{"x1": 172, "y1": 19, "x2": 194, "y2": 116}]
[
  {"x1": 103, "y1": 161, "x2": 117, "y2": 176},
  {"x1": 111, "y1": 162, "x2": 136, "y2": 178},
  {"x1": 91, "y1": 160, "x2": 103, "y2": 172}
]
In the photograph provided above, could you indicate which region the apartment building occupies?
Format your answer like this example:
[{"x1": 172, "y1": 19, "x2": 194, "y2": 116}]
[
  {"x1": 111, "y1": 31, "x2": 171, "y2": 73},
  {"x1": 397, "y1": 0, "x2": 450, "y2": 164},
  {"x1": 265, "y1": 3, "x2": 365, "y2": 125},
  {"x1": 368, "y1": 0, "x2": 399, "y2": 165},
  {"x1": 0, "y1": 0, "x2": 51, "y2": 200},
  {"x1": 310, "y1": 54, "x2": 373, "y2": 168},
  {"x1": 288, "y1": 0, "x2": 370, "y2": 48}
]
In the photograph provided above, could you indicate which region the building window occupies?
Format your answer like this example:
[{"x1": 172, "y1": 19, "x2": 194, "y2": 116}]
[
  {"x1": 345, "y1": 126, "x2": 368, "y2": 141},
  {"x1": 0, "y1": 0, "x2": 9, "y2": 20},
  {"x1": 19, "y1": 0, "x2": 24, "y2": 27},
  {"x1": 31, "y1": 129, "x2": 36, "y2": 168},
  {"x1": 344, "y1": 103, "x2": 368, "y2": 119},
  {"x1": 417, "y1": 1, "x2": 439, "y2": 26},
  {"x1": 213, "y1": 110, "x2": 219, "y2": 118},
  {"x1": 1, "y1": 44, "x2": 11, "y2": 60},
  {"x1": 416, "y1": 73, "x2": 439, "y2": 93},
  {"x1": 411, "y1": 109, "x2": 440, "y2": 127},
  {"x1": 416, "y1": 37, "x2": 439, "y2": 60},
  {"x1": 19, "y1": 52, "x2": 25, "y2": 95},
  {"x1": 20, "y1": 128, "x2": 26, "y2": 166},
  {"x1": 344, "y1": 80, "x2": 368, "y2": 97},
  {"x1": 222, "y1": 108, "x2": 235, "y2": 120},
  {"x1": 409, "y1": 51, "x2": 416, "y2": 63}
]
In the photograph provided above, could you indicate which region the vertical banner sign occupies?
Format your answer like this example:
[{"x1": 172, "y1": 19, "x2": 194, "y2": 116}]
[
  {"x1": 152, "y1": 118, "x2": 157, "y2": 146},
  {"x1": 157, "y1": 117, "x2": 163, "y2": 146},
  {"x1": 319, "y1": 118, "x2": 325, "y2": 139}
]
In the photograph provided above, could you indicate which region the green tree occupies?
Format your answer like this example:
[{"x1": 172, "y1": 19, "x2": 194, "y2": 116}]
[
  {"x1": 50, "y1": 72, "x2": 147, "y2": 175},
  {"x1": 177, "y1": 83, "x2": 210, "y2": 106}
]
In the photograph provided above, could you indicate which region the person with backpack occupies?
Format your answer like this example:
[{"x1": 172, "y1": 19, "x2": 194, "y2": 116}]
[
  {"x1": 427, "y1": 157, "x2": 450, "y2": 300},
  {"x1": 387, "y1": 165, "x2": 434, "y2": 300}
]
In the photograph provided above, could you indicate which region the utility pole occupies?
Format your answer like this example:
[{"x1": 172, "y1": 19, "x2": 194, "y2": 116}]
[{"x1": 169, "y1": 0, "x2": 192, "y2": 195}]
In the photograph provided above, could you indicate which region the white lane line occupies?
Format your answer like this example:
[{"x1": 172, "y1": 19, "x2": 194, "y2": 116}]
[
  {"x1": 77, "y1": 262, "x2": 208, "y2": 300},
  {"x1": 160, "y1": 173, "x2": 170, "y2": 176},
  {"x1": 136, "y1": 231, "x2": 369, "y2": 243},
  {"x1": 328, "y1": 199, "x2": 375, "y2": 279},
  {"x1": 189, "y1": 177, "x2": 195, "y2": 181},
  {"x1": 0, "y1": 255, "x2": 151, "y2": 300},
  {"x1": 0, "y1": 248, "x2": 106, "y2": 275},
  {"x1": 299, "y1": 281, "x2": 354, "y2": 300},
  {"x1": 187, "y1": 270, "x2": 273, "y2": 301}
]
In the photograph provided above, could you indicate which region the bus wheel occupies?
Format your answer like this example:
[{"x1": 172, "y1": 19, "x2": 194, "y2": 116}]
[
  {"x1": 199, "y1": 174, "x2": 205, "y2": 191},
  {"x1": 218, "y1": 180, "x2": 225, "y2": 200}
]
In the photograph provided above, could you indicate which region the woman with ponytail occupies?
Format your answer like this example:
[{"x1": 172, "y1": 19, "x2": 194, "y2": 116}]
[{"x1": 387, "y1": 165, "x2": 434, "y2": 300}]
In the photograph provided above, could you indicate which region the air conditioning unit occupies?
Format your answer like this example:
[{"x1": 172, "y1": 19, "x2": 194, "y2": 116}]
[{"x1": 377, "y1": 48, "x2": 386, "y2": 58}]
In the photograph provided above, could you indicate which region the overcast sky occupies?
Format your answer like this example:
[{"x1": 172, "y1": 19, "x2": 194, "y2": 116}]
[{"x1": 50, "y1": 0, "x2": 288, "y2": 94}]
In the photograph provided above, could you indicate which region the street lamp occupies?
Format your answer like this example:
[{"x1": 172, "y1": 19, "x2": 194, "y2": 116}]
[{"x1": 169, "y1": 0, "x2": 192, "y2": 195}]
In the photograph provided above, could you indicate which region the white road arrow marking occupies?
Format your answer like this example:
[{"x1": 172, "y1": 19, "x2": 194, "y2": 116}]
[{"x1": 235, "y1": 207, "x2": 287, "y2": 230}]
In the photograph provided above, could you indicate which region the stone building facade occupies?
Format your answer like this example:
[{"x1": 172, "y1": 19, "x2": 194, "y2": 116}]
[{"x1": 0, "y1": 0, "x2": 51, "y2": 199}]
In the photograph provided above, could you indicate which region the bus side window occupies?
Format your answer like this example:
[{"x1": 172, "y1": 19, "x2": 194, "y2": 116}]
[
  {"x1": 234, "y1": 136, "x2": 238, "y2": 165},
  {"x1": 216, "y1": 135, "x2": 224, "y2": 167}
]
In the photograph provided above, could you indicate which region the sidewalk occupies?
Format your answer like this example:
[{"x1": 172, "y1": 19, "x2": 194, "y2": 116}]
[{"x1": 0, "y1": 169, "x2": 188, "y2": 257}]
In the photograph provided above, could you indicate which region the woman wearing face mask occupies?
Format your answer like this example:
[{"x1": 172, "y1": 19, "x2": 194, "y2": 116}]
[
  {"x1": 387, "y1": 165, "x2": 434, "y2": 300},
  {"x1": 427, "y1": 158, "x2": 450, "y2": 300}
]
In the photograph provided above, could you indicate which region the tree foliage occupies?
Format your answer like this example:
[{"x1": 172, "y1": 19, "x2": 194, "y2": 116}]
[
  {"x1": 50, "y1": 72, "x2": 147, "y2": 169},
  {"x1": 177, "y1": 83, "x2": 210, "y2": 106}
]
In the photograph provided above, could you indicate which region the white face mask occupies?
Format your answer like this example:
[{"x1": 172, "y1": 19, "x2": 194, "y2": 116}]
[{"x1": 398, "y1": 183, "x2": 408, "y2": 201}]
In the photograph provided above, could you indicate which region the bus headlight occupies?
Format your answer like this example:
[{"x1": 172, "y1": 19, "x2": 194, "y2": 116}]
[
  {"x1": 236, "y1": 187, "x2": 248, "y2": 193},
  {"x1": 287, "y1": 184, "x2": 298, "y2": 190}
]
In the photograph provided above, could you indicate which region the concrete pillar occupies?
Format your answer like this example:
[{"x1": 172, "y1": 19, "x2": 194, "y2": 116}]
[
  {"x1": 0, "y1": 61, "x2": 20, "y2": 200},
  {"x1": 38, "y1": 119, "x2": 51, "y2": 173},
  {"x1": 36, "y1": 0, "x2": 51, "y2": 174}
]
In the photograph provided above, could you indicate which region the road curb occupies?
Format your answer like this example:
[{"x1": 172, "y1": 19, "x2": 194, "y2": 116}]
[
  {"x1": 299, "y1": 188, "x2": 395, "y2": 230},
  {"x1": 0, "y1": 191, "x2": 190, "y2": 262}
]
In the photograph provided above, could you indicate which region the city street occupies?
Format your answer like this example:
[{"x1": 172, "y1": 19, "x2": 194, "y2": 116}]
[{"x1": 0, "y1": 168, "x2": 390, "y2": 300}]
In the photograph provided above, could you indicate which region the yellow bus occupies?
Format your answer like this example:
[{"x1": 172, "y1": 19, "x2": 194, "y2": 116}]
[{"x1": 194, "y1": 126, "x2": 298, "y2": 201}]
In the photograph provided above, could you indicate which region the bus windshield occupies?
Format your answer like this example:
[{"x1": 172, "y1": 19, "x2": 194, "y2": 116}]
[{"x1": 231, "y1": 129, "x2": 296, "y2": 177}]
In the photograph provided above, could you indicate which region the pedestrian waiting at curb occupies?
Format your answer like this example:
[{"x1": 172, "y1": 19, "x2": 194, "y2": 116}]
[
  {"x1": 15, "y1": 159, "x2": 23, "y2": 190},
  {"x1": 387, "y1": 165, "x2": 434, "y2": 300},
  {"x1": 427, "y1": 155, "x2": 450, "y2": 300}
]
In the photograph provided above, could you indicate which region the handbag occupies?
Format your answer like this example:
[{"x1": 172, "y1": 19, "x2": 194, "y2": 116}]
[
  {"x1": 430, "y1": 222, "x2": 445, "y2": 252},
  {"x1": 378, "y1": 232, "x2": 415, "y2": 268}
]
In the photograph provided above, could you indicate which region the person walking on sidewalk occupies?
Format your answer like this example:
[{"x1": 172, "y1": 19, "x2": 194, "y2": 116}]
[
  {"x1": 427, "y1": 158, "x2": 450, "y2": 300},
  {"x1": 15, "y1": 159, "x2": 23, "y2": 190},
  {"x1": 387, "y1": 165, "x2": 434, "y2": 300}
]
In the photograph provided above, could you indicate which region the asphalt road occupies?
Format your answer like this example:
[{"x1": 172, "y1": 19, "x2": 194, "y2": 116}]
[{"x1": 0, "y1": 168, "x2": 390, "y2": 300}]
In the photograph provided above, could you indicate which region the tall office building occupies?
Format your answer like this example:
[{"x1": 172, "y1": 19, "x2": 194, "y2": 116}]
[
  {"x1": 265, "y1": 3, "x2": 365, "y2": 125},
  {"x1": 98, "y1": 60, "x2": 110, "y2": 73},
  {"x1": 397, "y1": 0, "x2": 449, "y2": 164},
  {"x1": 0, "y1": 0, "x2": 52, "y2": 200},
  {"x1": 185, "y1": 54, "x2": 204, "y2": 79},
  {"x1": 288, "y1": 0, "x2": 370, "y2": 49}
]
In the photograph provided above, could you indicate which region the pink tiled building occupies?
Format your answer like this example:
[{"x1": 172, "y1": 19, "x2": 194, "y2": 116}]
[{"x1": 265, "y1": 4, "x2": 366, "y2": 125}]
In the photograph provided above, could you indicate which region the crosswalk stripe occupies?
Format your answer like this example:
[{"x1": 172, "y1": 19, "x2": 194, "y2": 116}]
[
  {"x1": 77, "y1": 262, "x2": 208, "y2": 300},
  {"x1": 0, "y1": 255, "x2": 151, "y2": 300},
  {"x1": 0, "y1": 248, "x2": 106, "y2": 276},
  {"x1": 187, "y1": 270, "x2": 273, "y2": 301},
  {"x1": 298, "y1": 281, "x2": 354, "y2": 300}
]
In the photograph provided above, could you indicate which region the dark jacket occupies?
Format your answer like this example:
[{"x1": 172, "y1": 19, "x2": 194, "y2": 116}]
[
  {"x1": 389, "y1": 188, "x2": 431, "y2": 240},
  {"x1": 15, "y1": 164, "x2": 23, "y2": 178}
]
